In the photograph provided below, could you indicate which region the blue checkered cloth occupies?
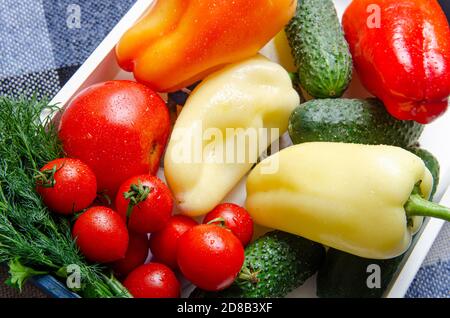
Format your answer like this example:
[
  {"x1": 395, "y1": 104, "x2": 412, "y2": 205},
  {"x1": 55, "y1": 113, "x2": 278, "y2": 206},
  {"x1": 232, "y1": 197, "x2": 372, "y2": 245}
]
[
  {"x1": 0, "y1": 0, "x2": 135, "y2": 98},
  {"x1": 0, "y1": 0, "x2": 449, "y2": 298}
]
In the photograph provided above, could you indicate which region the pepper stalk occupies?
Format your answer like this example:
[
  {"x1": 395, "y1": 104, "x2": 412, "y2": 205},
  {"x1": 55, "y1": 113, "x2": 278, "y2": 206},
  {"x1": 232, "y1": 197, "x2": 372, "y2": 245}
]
[{"x1": 405, "y1": 187, "x2": 450, "y2": 222}]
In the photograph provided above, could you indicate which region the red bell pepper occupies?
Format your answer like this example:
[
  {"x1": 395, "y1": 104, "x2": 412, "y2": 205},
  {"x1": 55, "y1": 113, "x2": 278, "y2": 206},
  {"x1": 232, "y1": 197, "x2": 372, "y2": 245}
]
[{"x1": 343, "y1": 0, "x2": 450, "y2": 124}]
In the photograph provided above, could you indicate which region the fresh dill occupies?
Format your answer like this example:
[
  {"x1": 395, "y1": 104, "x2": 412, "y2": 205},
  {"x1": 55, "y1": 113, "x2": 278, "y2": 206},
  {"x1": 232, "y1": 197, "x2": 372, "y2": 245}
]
[{"x1": 0, "y1": 96, "x2": 131, "y2": 298}]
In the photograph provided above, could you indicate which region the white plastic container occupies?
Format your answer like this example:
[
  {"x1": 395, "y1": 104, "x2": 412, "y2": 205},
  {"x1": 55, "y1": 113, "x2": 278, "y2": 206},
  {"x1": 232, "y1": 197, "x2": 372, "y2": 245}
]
[{"x1": 49, "y1": 0, "x2": 450, "y2": 298}]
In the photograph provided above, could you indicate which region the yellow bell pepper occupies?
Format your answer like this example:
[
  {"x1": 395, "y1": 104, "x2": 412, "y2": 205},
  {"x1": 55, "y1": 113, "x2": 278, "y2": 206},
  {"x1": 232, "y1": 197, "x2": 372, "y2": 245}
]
[
  {"x1": 246, "y1": 142, "x2": 450, "y2": 259},
  {"x1": 164, "y1": 55, "x2": 300, "y2": 216}
]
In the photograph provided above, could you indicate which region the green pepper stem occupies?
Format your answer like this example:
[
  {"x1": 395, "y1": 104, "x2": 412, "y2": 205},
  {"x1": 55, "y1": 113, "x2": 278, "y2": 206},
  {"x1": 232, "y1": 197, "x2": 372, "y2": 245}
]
[{"x1": 405, "y1": 194, "x2": 450, "y2": 222}]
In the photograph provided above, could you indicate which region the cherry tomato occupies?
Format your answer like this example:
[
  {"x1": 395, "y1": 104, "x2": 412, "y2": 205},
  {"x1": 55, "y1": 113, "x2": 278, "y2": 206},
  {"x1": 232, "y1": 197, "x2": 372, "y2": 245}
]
[
  {"x1": 123, "y1": 263, "x2": 180, "y2": 298},
  {"x1": 203, "y1": 203, "x2": 253, "y2": 246},
  {"x1": 177, "y1": 224, "x2": 245, "y2": 291},
  {"x1": 111, "y1": 232, "x2": 149, "y2": 277},
  {"x1": 72, "y1": 206, "x2": 129, "y2": 263},
  {"x1": 149, "y1": 215, "x2": 198, "y2": 269},
  {"x1": 115, "y1": 175, "x2": 173, "y2": 234},
  {"x1": 59, "y1": 80, "x2": 170, "y2": 198},
  {"x1": 36, "y1": 158, "x2": 97, "y2": 215}
]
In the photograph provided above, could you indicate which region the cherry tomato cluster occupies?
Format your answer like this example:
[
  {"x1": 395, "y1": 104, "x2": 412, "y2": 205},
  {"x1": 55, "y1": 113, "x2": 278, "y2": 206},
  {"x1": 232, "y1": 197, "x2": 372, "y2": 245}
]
[
  {"x1": 150, "y1": 203, "x2": 253, "y2": 292},
  {"x1": 35, "y1": 81, "x2": 254, "y2": 298},
  {"x1": 36, "y1": 157, "x2": 253, "y2": 297},
  {"x1": 36, "y1": 157, "x2": 177, "y2": 297}
]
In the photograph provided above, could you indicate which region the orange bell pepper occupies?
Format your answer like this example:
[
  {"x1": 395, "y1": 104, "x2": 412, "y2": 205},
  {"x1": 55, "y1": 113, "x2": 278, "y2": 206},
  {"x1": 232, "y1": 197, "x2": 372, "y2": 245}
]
[{"x1": 116, "y1": 0, "x2": 297, "y2": 92}]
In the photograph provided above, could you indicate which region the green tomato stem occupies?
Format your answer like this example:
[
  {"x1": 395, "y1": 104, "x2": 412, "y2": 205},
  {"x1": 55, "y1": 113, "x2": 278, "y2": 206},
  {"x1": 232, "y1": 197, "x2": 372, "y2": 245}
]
[
  {"x1": 123, "y1": 181, "x2": 152, "y2": 223},
  {"x1": 206, "y1": 217, "x2": 227, "y2": 227},
  {"x1": 405, "y1": 194, "x2": 450, "y2": 222}
]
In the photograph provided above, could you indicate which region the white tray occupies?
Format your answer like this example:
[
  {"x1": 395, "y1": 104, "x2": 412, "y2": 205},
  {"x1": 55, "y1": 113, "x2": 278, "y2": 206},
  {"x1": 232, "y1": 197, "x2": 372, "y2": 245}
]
[{"x1": 49, "y1": 0, "x2": 450, "y2": 298}]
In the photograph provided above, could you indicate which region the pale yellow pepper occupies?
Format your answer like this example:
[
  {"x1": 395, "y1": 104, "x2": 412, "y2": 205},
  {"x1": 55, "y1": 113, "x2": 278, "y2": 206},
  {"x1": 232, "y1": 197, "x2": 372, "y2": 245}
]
[
  {"x1": 246, "y1": 142, "x2": 439, "y2": 259},
  {"x1": 164, "y1": 55, "x2": 300, "y2": 216}
]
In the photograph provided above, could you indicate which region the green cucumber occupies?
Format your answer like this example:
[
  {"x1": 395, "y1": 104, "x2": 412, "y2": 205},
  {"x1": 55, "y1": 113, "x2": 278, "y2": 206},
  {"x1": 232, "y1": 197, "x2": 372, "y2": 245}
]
[
  {"x1": 407, "y1": 147, "x2": 440, "y2": 200},
  {"x1": 285, "y1": 0, "x2": 352, "y2": 98},
  {"x1": 288, "y1": 98, "x2": 424, "y2": 148},
  {"x1": 317, "y1": 248, "x2": 403, "y2": 298},
  {"x1": 190, "y1": 231, "x2": 325, "y2": 298}
]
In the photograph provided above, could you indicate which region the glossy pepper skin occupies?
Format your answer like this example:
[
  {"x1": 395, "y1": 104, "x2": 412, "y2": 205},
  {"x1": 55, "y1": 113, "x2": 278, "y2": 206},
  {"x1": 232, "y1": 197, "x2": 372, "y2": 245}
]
[
  {"x1": 246, "y1": 142, "x2": 433, "y2": 260},
  {"x1": 343, "y1": 0, "x2": 450, "y2": 124},
  {"x1": 116, "y1": 0, "x2": 297, "y2": 92},
  {"x1": 164, "y1": 55, "x2": 300, "y2": 216}
]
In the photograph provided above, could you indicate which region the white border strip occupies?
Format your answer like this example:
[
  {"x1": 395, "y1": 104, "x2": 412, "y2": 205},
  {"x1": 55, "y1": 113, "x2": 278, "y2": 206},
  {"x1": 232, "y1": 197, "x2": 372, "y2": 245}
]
[{"x1": 49, "y1": 0, "x2": 153, "y2": 108}]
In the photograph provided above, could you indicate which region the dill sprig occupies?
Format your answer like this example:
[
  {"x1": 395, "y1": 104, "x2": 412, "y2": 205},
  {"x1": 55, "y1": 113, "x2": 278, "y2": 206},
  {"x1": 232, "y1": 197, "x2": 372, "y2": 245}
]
[{"x1": 0, "y1": 96, "x2": 131, "y2": 298}]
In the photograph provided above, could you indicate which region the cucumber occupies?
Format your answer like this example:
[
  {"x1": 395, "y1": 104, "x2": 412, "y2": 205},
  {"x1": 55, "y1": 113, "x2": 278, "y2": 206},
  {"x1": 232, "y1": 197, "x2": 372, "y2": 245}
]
[
  {"x1": 285, "y1": 0, "x2": 352, "y2": 98},
  {"x1": 317, "y1": 248, "x2": 403, "y2": 298},
  {"x1": 190, "y1": 231, "x2": 325, "y2": 298},
  {"x1": 407, "y1": 147, "x2": 440, "y2": 200},
  {"x1": 288, "y1": 98, "x2": 424, "y2": 148}
]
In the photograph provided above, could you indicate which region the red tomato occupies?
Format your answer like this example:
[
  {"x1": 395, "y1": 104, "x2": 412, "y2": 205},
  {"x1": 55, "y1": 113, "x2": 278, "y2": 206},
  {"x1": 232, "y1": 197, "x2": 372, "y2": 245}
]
[
  {"x1": 36, "y1": 158, "x2": 97, "y2": 215},
  {"x1": 111, "y1": 232, "x2": 149, "y2": 277},
  {"x1": 203, "y1": 203, "x2": 253, "y2": 246},
  {"x1": 123, "y1": 263, "x2": 180, "y2": 298},
  {"x1": 115, "y1": 175, "x2": 173, "y2": 234},
  {"x1": 58, "y1": 80, "x2": 170, "y2": 198},
  {"x1": 177, "y1": 224, "x2": 244, "y2": 291},
  {"x1": 72, "y1": 206, "x2": 129, "y2": 263},
  {"x1": 149, "y1": 215, "x2": 198, "y2": 269}
]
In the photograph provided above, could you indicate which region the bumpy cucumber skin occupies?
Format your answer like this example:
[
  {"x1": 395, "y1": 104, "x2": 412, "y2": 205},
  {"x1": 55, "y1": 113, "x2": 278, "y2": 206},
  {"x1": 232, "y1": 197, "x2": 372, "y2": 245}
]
[
  {"x1": 317, "y1": 248, "x2": 403, "y2": 298},
  {"x1": 285, "y1": 0, "x2": 353, "y2": 98},
  {"x1": 288, "y1": 98, "x2": 424, "y2": 147},
  {"x1": 190, "y1": 231, "x2": 325, "y2": 298},
  {"x1": 407, "y1": 148, "x2": 440, "y2": 200}
]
